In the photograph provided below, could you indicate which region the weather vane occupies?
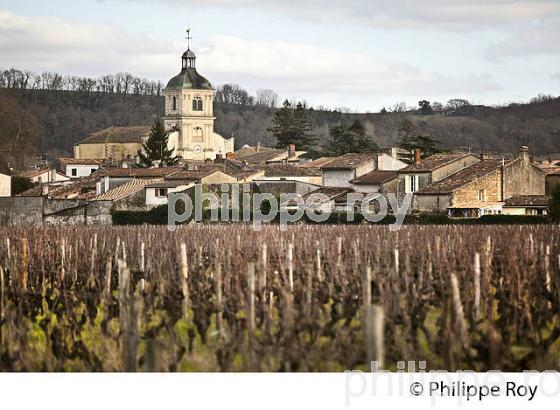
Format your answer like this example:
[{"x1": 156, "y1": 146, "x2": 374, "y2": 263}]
[{"x1": 186, "y1": 28, "x2": 192, "y2": 50}]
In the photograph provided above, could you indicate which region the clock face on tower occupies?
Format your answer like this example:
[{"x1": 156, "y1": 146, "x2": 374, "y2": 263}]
[{"x1": 194, "y1": 145, "x2": 202, "y2": 153}]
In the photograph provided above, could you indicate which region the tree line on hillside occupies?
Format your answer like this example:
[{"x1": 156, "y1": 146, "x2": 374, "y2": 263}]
[
  {"x1": 1, "y1": 67, "x2": 560, "y2": 171},
  {"x1": 268, "y1": 100, "x2": 443, "y2": 160},
  {"x1": 1, "y1": 68, "x2": 164, "y2": 96}
]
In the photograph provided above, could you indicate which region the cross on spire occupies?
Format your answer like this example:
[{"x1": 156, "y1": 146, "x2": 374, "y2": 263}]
[{"x1": 186, "y1": 28, "x2": 192, "y2": 50}]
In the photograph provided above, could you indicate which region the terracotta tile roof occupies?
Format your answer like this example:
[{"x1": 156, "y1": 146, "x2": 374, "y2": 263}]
[
  {"x1": 300, "y1": 157, "x2": 336, "y2": 168},
  {"x1": 48, "y1": 172, "x2": 105, "y2": 199},
  {"x1": 417, "y1": 159, "x2": 511, "y2": 194},
  {"x1": 58, "y1": 158, "x2": 103, "y2": 166},
  {"x1": 236, "y1": 149, "x2": 286, "y2": 164},
  {"x1": 16, "y1": 168, "x2": 52, "y2": 179},
  {"x1": 350, "y1": 170, "x2": 398, "y2": 185},
  {"x1": 284, "y1": 187, "x2": 354, "y2": 207},
  {"x1": 302, "y1": 187, "x2": 353, "y2": 201},
  {"x1": 319, "y1": 153, "x2": 375, "y2": 170},
  {"x1": 166, "y1": 160, "x2": 262, "y2": 181},
  {"x1": 76, "y1": 126, "x2": 150, "y2": 145},
  {"x1": 261, "y1": 164, "x2": 322, "y2": 177},
  {"x1": 449, "y1": 201, "x2": 504, "y2": 209},
  {"x1": 104, "y1": 166, "x2": 182, "y2": 178},
  {"x1": 145, "y1": 180, "x2": 194, "y2": 189},
  {"x1": 400, "y1": 152, "x2": 476, "y2": 173},
  {"x1": 94, "y1": 178, "x2": 162, "y2": 201},
  {"x1": 504, "y1": 195, "x2": 550, "y2": 207},
  {"x1": 541, "y1": 166, "x2": 560, "y2": 175}
]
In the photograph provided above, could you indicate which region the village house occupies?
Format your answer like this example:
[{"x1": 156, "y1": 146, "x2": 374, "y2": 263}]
[
  {"x1": 349, "y1": 170, "x2": 399, "y2": 194},
  {"x1": 502, "y1": 195, "x2": 550, "y2": 216},
  {"x1": 397, "y1": 150, "x2": 481, "y2": 200},
  {"x1": 16, "y1": 168, "x2": 70, "y2": 184},
  {"x1": 320, "y1": 152, "x2": 406, "y2": 188},
  {"x1": 282, "y1": 187, "x2": 356, "y2": 213},
  {"x1": 256, "y1": 164, "x2": 322, "y2": 185},
  {"x1": 98, "y1": 166, "x2": 183, "y2": 194},
  {"x1": 58, "y1": 158, "x2": 103, "y2": 179},
  {"x1": 413, "y1": 147, "x2": 546, "y2": 217},
  {"x1": 93, "y1": 178, "x2": 163, "y2": 211},
  {"x1": 234, "y1": 144, "x2": 307, "y2": 165}
]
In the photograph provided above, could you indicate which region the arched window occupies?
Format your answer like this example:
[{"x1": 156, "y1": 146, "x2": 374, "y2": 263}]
[
  {"x1": 192, "y1": 96, "x2": 203, "y2": 111},
  {"x1": 172, "y1": 96, "x2": 177, "y2": 111}
]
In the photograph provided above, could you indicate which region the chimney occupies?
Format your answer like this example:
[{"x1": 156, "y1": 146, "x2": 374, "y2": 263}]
[
  {"x1": 480, "y1": 151, "x2": 484, "y2": 161},
  {"x1": 288, "y1": 144, "x2": 296, "y2": 159},
  {"x1": 256, "y1": 142, "x2": 261, "y2": 153},
  {"x1": 519, "y1": 145, "x2": 529, "y2": 164},
  {"x1": 215, "y1": 153, "x2": 224, "y2": 163},
  {"x1": 226, "y1": 152, "x2": 235, "y2": 160},
  {"x1": 390, "y1": 147, "x2": 398, "y2": 160},
  {"x1": 414, "y1": 148, "x2": 421, "y2": 165}
]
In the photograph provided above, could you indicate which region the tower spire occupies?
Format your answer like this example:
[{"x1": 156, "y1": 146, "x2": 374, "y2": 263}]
[
  {"x1": 186, "y1": 28, "x2": 192, "y2": 50},
  {"x1": 182, "y1": 28, "x2": 196, "y2": 69}
]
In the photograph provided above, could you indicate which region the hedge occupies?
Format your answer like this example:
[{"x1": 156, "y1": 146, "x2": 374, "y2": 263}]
[{"x1": 112, "y1": 206, "x2": 552, "y2": 226}]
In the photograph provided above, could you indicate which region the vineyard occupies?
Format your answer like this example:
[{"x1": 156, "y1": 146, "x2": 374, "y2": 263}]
[{"x1": 0, "y1": 225, "x2": 559, "y2": 372}]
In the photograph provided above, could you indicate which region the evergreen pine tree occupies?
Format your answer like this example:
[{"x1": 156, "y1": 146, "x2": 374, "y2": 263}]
[
  {"x1": 324, "y1": 120, "x2": 378, "y2": 156},
  {"x1": 269, "y1": 100, "x2": 316, "y2": 151},
  {"x1": 138, "y1": 119, "x2": 177, "y2": 167},
  {"x1": 396, "y1": 119, "x2": 443, "y2": 163}
]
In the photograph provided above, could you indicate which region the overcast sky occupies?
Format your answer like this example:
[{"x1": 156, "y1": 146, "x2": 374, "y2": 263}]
[{"x1": 0, "y1": 0, "x2": 559, "y2": 111}]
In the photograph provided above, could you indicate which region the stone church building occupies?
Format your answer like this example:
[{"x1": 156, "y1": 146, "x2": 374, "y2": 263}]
[{"x1": 74, "y1": 33, "x2": 234, "y2": 161}]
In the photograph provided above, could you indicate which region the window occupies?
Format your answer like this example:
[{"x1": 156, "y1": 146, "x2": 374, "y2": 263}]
[
  {"x1": 71, "y1": 168, "x2": 77, "y2": 177},
  {"x1": 172, "y1": 96, "x2": 177, "y2": 111},
  {"x1": 91, "y1": 168, "x2": 96, "y2": 174},
  {"x1": 405, "y1": 175, "x2": 419, "y2": 193},
  {"x1": 193, "y1": 127, "x2": 203, "y2": 142},
  {"x1": 155, "y1": 188, "x2": 168, "y2": 198},
  {"x1": 192, "y1": 96, "x2": 203, "y2": 111},
  {"x1": 478, "y1": 189, "x2": 486, "y2": 202}
]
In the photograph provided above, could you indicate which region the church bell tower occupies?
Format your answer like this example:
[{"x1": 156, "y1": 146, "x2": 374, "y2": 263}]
[{"x1": 163, "y1": 29, "x2": 218, "y2": 160}]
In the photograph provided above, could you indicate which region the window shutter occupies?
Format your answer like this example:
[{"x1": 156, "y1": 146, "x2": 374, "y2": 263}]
[{"x1": 405, "y1": 175, "x2": 411, "y2": 193}]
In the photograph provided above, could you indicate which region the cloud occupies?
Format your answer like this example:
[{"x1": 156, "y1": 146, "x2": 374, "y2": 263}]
[
  {"x1": 484, "y1": 18, "x2": 560, "y2": 59},
  {"x1": 0, "y1": 9, "x2": 174, "y2": 76},
  {"x1": 111, "y1": 0, "x2": 560, "y2": 31},
  {"x1": 553, "y1": 73, "x2": 560, "y2": 81},
  {"x1": 0, "y1": 9, "x2": 501, "y2": 109},
  {"x1": 200, "y1": 35, "x2": 500, "y2": 98}
]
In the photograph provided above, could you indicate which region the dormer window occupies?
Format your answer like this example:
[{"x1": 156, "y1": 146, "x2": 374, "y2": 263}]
[{"x1": 192, "y1": 96, "x2": 203, "y2": 111}]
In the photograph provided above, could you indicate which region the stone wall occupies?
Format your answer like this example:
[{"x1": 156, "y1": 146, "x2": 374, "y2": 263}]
[
  {"x1": 451, "y1": 169, "x2": 502, "y2": 206},
  {"x1": 503, "y1": 159, "x2": 546, "y2": 198},
  {"x1": 0, "y1": 197, "x2": 112, "y2": 226}
]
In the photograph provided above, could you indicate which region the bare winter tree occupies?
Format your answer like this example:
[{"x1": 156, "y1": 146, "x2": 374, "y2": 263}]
[{"x1": 255, "y1": 89, "x2": 278, "y2": 108}]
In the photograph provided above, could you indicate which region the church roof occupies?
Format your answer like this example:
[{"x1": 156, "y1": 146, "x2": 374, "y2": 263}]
[
  {"x1": 166, "y1": 68, "x2": 213, "y2": 91},
  {"x1": 75, "y1": 126, "x2": 150, "y2": 145}
]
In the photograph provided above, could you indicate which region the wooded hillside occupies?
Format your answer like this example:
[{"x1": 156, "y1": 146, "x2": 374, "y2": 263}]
[{"x1": 2, "y1": 80, "x2": 559, "y2": 163}]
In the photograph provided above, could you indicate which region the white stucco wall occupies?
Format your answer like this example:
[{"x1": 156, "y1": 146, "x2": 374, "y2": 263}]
[
  {"x1": 31, "y1": 170, "x2": 70, "y2": 184},
  {"x1": 323, "y1": 169, "x2": 356, "y2": 187},
  {"x1": 66, "y1": 164, "x2": 100, "y2": 178},
  {"x1": 0, "y1": 173, "x2": 11, "y2": 197},
  {"x1": 377, "y1": 153, "x2": 407, "y2": 171},
  {"x1": 145, "y1": 184, "x2": 193, "y2": 207}
]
